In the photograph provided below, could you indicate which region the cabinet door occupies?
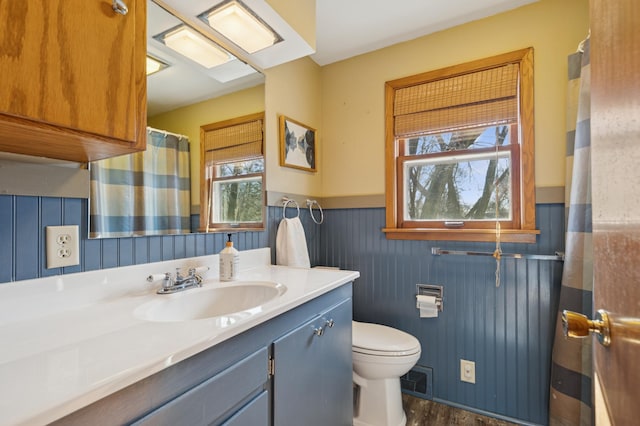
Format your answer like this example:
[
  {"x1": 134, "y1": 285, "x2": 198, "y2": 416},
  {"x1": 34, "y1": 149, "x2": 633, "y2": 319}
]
[
  {"x1": 317, "y1": 299, "x2": 353, "y2": 423},
  {"x1": 273, "y1": 299, "x2": 353, "y2": 426},
  {"x1": 0, "y1": 0, "x2": 146, "y2": 161}
]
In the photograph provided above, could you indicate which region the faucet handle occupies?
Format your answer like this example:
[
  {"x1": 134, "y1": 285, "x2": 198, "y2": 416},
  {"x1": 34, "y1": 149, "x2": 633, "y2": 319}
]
[
  {"x1": 147, "y1": 272, "x2": 170, "y2": 282},
  {"x1": 175, "y1": 267, "x2": 184, "y2": 281},
  {"x1": 188, "y1": 266, "x2": 208, "y2": 284},
  {"x1": 191, "y1": 266, "x2": 210, "y2": 275}
]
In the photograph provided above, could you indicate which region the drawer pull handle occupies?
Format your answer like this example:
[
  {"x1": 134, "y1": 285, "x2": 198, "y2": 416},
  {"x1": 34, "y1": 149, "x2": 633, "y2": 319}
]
[
  {"x1": 313, "y1": 327, "x2": 324, "y2": 337},
  {"x1": 325, "y1": 319, "x2": 335, "y2": 328}
]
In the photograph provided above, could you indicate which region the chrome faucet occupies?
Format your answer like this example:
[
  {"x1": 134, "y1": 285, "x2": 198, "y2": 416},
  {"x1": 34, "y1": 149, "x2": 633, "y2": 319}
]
[{"x1": 147, "y1": 267, "x2": 207, "y2": 294}]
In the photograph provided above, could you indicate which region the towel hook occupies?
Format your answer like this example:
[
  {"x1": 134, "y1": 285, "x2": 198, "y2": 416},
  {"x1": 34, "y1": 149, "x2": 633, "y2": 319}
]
[
  {"x1": 282, "y1": 197, "x2": 300, "y2": 219},
  {"x1": 306, "y1": 199, "x2": 324, "y2": 224}
]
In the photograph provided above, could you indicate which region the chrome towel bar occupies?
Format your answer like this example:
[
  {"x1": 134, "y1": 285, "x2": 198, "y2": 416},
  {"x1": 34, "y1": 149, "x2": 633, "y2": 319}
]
[{"x1": 431, "y1": 247, "x2": 564, "y2": 261}]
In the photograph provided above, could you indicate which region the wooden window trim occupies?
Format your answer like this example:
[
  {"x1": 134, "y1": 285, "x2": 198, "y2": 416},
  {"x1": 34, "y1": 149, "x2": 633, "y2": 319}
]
[
  {"x1": 199, "y1": 112, "x2": 266, "y2": 232},
  {"x1": 383, "y1": 48, "x2": 539, "y2": 243}
]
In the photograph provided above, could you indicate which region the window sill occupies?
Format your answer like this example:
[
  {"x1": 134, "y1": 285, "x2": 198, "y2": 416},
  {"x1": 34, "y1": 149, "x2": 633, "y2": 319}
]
[{"x1": 382, "y1": 228, "x2": 540, "y2": 243}]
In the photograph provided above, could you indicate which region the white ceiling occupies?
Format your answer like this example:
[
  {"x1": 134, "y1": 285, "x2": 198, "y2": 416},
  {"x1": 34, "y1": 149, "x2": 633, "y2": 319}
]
[{"x1": 312, "y1": 0, "x2": 538, "y2": 66}]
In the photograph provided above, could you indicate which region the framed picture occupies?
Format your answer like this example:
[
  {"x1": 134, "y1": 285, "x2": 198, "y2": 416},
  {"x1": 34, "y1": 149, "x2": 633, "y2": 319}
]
[{"x1": 279, "y1": 115, "x2": 317, "y2": 172}]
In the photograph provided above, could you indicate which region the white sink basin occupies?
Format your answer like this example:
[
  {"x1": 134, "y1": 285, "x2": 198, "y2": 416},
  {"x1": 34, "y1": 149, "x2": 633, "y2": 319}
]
[{"x1": 134, "y1": 281, "x2": 286, "y2": 322}]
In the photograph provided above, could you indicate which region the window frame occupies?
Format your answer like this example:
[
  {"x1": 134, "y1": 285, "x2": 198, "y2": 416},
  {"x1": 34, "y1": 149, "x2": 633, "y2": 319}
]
[
  {"x1": 199, "y1": 112, "x2": 266, "y2": 232},
  {"x1": 383, "y1": 48, "x2": 538, "y2": 243}
]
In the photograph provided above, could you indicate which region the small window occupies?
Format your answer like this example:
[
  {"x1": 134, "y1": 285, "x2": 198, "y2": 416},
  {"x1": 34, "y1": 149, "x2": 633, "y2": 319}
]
[
  {"x1": 384, "y1": 48, "x2": 538, "y2": 243},
  {"x1": 200, "y1": 112, "x2": 265, "y2": 231}
]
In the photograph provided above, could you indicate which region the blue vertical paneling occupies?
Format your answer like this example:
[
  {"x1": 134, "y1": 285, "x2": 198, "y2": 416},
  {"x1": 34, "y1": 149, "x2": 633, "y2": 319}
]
[
  {"x1": 15, "y1": 196, "x2": 39, "y2": 281},
  {"x1": 0, "y1": 195, "x2": 272, "y2": 285},
  {"x1": 161, "y1": 235, "x2": 174, "y2": 260},
  {"x1": 118, "y1": 238, "x2": 134, "y2": 267},
  {"x1": 134, "y1": 237, "x2": 150, "y2": 265},
  {"x1": 184, "y1": 234, "x2": 196, "y2": 259},
  {"x1": 318, "y1": 204, "x2": 564, "y2": 425},
  {"x1": 101, "y1": 239, "x2": 118, "y2": 269},
  {"x1": 193, "y1": 233, "x2": 206, "y2": 257},
  {"x1": 148, "y1": 236, "x2": 162, "y2": 263},
  {"x1": 0, "y1": 196, "x2": 13, "y2": 282},
  {"x1": 84, "y1": 238, "x2": 102, "y2": 271}
]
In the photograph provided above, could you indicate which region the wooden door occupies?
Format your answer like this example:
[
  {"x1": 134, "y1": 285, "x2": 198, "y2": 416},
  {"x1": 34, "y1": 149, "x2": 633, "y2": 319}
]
[{"x1": 590, "y1": 0, "x2": 640, "y2": 423}]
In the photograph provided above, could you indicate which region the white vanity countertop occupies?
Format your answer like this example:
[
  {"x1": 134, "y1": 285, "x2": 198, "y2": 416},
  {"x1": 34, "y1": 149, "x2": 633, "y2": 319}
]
[{"x1": 0, "y1": 248, "x2": 359, "y2": 425}]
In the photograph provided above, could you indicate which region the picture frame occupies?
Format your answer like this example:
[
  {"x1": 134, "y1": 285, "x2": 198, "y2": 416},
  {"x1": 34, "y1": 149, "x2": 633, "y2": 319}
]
[{"x1": 279, "y1": 115, "x2": 317, "y2": 172}]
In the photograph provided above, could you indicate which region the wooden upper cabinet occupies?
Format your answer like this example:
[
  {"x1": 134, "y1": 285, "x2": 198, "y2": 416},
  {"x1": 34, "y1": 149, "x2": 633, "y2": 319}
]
[{"x1": 0, "y1": 0, "x2": 146, "y2": 162}]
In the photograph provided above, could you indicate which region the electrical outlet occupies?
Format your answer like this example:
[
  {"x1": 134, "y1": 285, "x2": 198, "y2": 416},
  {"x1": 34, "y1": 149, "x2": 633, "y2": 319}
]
[
  {"x1": 46, "y1": 225, "x2": 80, "y2": 268},
  {"x1": 460, "y1": 359, "x2": 476, "y2": 384}
]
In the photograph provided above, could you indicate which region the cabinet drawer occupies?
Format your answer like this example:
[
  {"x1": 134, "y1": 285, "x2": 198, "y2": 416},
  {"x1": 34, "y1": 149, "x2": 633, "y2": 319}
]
[
  {"x1": 221, "y1": 391, "x2": 268, "y2": 426},
  {"x1": 133, "y1": 347, "x2": 268, "y2": 426}
]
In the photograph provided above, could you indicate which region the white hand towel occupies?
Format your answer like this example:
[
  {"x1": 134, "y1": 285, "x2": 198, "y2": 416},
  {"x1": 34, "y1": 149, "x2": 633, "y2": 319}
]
[{"x1": 276, "y1": 217, "x2": 311, "y2": 268}]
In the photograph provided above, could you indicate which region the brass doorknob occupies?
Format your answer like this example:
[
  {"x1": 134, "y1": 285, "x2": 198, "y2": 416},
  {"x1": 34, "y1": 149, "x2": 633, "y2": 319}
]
[{"x1": 562, "y1": 309, "x2": 611, "y2": 347}]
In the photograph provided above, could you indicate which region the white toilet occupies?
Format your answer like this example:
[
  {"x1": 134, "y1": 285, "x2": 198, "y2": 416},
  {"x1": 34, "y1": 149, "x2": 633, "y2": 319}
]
[{"x1": 352, "y1": 321, "x2": 421, "y2": 426}]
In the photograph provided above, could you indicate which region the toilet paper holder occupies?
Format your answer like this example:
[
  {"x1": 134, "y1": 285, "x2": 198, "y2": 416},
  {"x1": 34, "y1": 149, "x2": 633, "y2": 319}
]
[{"x1": 416, "y1": 284, "x2": 443, "y2": 312}]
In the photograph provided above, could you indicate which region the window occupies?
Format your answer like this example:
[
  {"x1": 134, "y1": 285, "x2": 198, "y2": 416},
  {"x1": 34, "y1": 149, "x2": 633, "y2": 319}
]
[
  {"x1": 200, "y1": 112, "x2": 265, "y2": 231},
  {"x1": 384, "y1": 48, "x2": 538, "y2": 243}
]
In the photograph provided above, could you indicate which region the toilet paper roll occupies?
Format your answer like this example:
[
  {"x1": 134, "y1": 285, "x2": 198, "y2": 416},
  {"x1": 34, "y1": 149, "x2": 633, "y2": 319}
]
[{"x1": 416, "y1": 295, "x2": 439, "y2": 318}]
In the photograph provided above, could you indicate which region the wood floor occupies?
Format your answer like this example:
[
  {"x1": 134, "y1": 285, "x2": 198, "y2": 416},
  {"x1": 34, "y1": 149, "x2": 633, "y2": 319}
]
[{"x1": 402, "y1": 394, "x2": 518, "y2": 426}]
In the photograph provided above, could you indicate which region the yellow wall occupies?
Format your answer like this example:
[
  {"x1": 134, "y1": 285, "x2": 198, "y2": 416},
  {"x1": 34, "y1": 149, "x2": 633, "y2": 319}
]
[
  {"x1": 147, "y1": 85, "x2": 265, "y2": 207},
  {"x1": 319, "y1": 0, "x2": 589, "y2": 197},
  {"x1": 266, "y1": 0, "x2": 316, "y2": 50},
  {"x1": 264, "y1": 56, "x2": 323, "y2": 196},
  {"x1": 147, "y1": 0, "x2": 589, "y2": 205}
]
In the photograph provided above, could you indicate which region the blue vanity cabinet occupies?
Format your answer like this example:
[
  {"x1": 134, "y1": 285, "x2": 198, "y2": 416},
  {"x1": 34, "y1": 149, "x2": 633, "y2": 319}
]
[
  {"x1": 273, "y1": 298, "x2": 353, "y2": 426},
  {"x1": 132, "y1": 347, "x2": 269, "y2": 425},
  {"x1": 50, "y1": 284, "x2": 353, "y2": 426}
]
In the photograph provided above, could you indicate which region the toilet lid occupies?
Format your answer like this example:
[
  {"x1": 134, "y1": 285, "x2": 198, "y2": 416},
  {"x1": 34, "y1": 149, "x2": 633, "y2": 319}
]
[{"x1": 352, "y1": 321, "x2": 420, "y2": 356}]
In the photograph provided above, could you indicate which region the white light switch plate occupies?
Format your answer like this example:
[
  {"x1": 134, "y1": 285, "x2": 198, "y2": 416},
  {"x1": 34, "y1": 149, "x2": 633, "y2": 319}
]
[{"x1": 46, "y1": 225, "x2": 80, "y2": 268}]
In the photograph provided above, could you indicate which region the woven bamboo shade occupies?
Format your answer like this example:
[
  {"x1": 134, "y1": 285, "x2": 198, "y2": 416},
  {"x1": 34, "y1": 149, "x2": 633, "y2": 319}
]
[
  {"x1": 203, "y1": 118, "x2": 263, "y2": 163},
  {"x1": 394, "y1": 63, "x2": 519, "y2": 137}
]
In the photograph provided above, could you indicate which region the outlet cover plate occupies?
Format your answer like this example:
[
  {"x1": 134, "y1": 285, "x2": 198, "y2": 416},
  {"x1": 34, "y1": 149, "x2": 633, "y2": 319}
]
[
  {"x1": 46, "y1": 225, "x2": 80, "y2": 268},
  {"x1": 460, "y1": 359, "x2": 476, "y2": 384}
]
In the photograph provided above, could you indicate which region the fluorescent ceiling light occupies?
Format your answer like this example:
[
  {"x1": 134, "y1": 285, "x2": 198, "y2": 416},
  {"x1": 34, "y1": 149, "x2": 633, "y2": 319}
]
[
  {"x1": 146, "y1": 55, "x2": 168, "y2": 75},
  {"x1": 202, "y1": 1, "x2": 282, "y2": 54},
  {"x1": 160, "y1": 26, "x2": 231, "y2": 69}
]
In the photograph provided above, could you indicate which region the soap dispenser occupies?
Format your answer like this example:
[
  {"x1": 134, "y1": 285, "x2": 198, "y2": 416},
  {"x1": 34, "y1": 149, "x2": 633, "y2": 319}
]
[{"x1": 219, "y1": 233, "x2": 239, "y2": 281}]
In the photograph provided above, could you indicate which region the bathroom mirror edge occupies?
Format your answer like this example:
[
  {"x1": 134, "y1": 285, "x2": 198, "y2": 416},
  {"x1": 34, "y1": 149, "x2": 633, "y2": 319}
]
[{"x1": 88, "y1": 0, "x2": 266, "y2": 239}]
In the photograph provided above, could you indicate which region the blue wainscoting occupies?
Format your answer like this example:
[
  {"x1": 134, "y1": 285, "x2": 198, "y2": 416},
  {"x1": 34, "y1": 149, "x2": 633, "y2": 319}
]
[
  {"x1": 318, "y1": 204, "x2": 564, "y2": 425},
  {"x1": 1, "y1": 194, "x2": 563, "y2": 424},
  {"x1": 0, "y1": 196, "x2": 278, "y2": 284}
]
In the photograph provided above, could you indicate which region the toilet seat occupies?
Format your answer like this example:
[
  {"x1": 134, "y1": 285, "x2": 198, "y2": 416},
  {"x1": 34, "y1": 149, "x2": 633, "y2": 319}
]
[{"x1": 352, "y1": 321, "x2": 420, "y2": 357}]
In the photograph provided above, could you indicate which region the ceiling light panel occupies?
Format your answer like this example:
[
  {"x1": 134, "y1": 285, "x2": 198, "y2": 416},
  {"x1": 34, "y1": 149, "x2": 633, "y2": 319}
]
[
  {"x1": 200, "y1": 0, "x2": 282, "y2": 54},
  {"x1": 146, "y1": 55, "x2": 169, "y2": 75},
  {"x1": 156, "y1": 25, "x2": 231, "y2": 69}
]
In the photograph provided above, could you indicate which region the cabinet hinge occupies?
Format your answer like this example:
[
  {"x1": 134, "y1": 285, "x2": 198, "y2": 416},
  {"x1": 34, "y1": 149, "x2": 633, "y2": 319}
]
[{"x1": 268, "y1": 357, "x2": 275, "y2": 377}]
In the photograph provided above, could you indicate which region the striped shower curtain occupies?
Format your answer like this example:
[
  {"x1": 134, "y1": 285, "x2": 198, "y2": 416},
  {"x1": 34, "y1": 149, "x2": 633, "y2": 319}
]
[
  {"x1": 549, "y1": 38, "x2": 592, "y2": 425},
  {"x1": 90, "y1": 128, "x2": 191, "y2": 238}
]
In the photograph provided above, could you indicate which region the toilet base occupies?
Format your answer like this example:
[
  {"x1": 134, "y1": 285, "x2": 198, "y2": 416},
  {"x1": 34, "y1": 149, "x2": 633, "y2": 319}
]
[
  {"x1": 353, "y1": 373, "x2": 406, "y2": 426},
  {"x1": 353, "y1": 412, "x2": 406, "y2": 426}
]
